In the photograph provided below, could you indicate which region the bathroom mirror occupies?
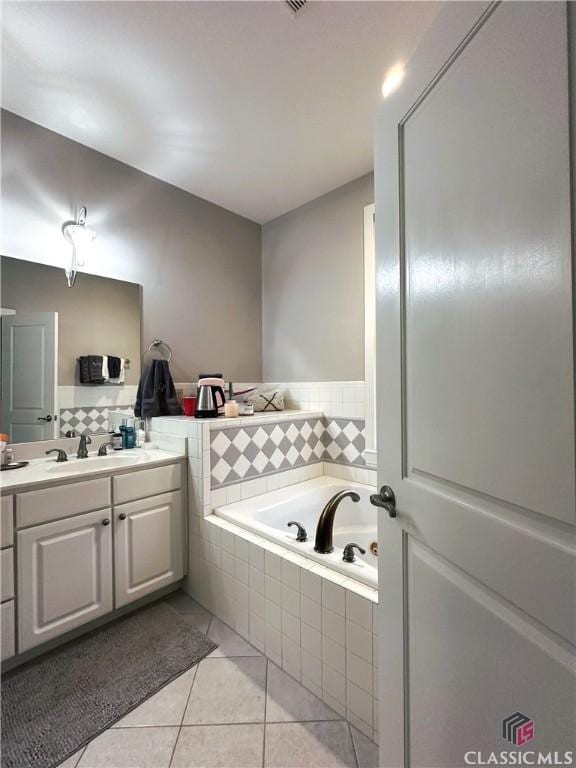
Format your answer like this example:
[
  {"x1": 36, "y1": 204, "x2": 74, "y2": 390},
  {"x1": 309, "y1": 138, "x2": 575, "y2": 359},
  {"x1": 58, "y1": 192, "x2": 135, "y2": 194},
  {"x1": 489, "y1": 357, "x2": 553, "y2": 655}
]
[{"x1": 0, "y1": 256, "x2": 142, "y2": 443}]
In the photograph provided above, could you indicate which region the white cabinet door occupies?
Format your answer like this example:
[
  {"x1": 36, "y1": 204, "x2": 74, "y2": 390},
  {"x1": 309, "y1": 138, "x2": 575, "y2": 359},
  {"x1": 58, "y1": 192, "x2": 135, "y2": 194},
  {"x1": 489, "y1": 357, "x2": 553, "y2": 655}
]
[
  {"x1": 114, "y1": 491, "x2": 183, "y2": 608},
  {"x1": 18, "y1": 509, "x2": 113, "y2": 652},
  {"x1": 1, "y1": 601, "x2": 15, "y2": 660}
]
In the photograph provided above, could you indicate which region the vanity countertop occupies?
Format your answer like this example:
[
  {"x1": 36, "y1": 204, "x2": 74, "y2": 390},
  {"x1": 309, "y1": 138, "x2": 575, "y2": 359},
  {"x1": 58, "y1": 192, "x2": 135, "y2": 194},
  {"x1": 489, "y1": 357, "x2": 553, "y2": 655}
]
[{"x1": 0, "y1": 447, "x2": 185, "y2": 493}]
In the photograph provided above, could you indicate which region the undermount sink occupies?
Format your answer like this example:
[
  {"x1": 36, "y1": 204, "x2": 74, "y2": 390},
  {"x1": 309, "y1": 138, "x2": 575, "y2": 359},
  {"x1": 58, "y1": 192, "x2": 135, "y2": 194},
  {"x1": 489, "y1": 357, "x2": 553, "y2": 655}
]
[{"x1": 47, "y1": 455, "x2": 135, "y2": 474}]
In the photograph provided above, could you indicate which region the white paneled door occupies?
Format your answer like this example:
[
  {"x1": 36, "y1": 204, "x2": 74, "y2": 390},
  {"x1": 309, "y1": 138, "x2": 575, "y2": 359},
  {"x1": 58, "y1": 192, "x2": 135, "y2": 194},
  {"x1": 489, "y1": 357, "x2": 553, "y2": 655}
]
[
  {"x1": 375, "y1": 3, "x2": 575, "y2": 767},
  {"x1": 1, "y1": 311, "x2": 58, "y2": 441}
]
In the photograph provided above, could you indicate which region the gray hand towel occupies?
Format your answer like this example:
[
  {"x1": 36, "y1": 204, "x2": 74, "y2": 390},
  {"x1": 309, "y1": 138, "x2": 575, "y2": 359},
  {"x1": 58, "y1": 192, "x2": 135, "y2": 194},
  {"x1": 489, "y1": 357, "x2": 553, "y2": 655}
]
[{"x1": 134, "y1": 360, "x2": 183, "y2": 418}]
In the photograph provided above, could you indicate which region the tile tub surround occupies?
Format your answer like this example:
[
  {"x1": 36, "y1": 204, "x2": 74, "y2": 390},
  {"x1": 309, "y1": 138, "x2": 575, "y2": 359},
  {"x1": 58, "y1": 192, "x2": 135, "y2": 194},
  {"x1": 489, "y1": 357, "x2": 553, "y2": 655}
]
[
  {"x1": 152, "y1": 410, "x2": 324, "y2": 515},
  {"x1": 173, "y1": 381, "x2": 365, "y2": 418},
  {"x1": 213, "y1": 477, "x2": 378, "y2": 589},
  {"x1": 270, "y1": 381, "x2": 365, "y2": 420},
  {"x1": 210, "y1": 417, "x2": 366, "y2": 489},
  {"x1": 186, "y1": 513, "x2": 380, "y2": 742},
  {"x1": 151, "y1": 411, "x2": 374, "y2": 518},
  {"x1": 210, "y1": 417, "x2": 325, "y2": 486},
  {"x1": 149, "y1": 410, "x2": 379, "y2": 738}
]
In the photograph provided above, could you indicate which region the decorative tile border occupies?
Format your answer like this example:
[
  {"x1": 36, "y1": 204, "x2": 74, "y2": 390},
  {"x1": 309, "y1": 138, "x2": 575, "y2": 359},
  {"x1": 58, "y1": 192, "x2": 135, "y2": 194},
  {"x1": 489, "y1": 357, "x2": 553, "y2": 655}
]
[
  {"x1": 59, "y1": 405, "x2": 133, "y2": 436},
  {"x1": 211, "y1": 418, "x2": 325, "y2": 487},
  {"x1": 322, "y1": 418, "x2": 365, "y2": 467},
  {"x1": 210, "y1": 417, "x2": 366, "y2": 488}
]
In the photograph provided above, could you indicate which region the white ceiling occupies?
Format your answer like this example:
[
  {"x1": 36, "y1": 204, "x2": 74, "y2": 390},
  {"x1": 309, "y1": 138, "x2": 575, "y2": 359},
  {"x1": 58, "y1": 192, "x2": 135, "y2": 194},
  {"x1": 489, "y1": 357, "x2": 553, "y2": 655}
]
[{"x1": 2, "y1": 1, "x2": 440, "y2": 223}]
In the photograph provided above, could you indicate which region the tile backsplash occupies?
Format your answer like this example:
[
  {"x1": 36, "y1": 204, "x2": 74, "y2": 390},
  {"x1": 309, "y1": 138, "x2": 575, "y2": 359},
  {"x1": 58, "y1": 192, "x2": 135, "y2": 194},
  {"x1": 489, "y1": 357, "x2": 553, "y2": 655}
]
[
  {"x1": 173, "y1": 382, "x2": 365, "y2": 420},
  {"x1": 57, "y1": 384, "x2": 137, "y2": 436},
  {"x1": 210, "y1": 417, "x2": 325, "y2": 487},
  {"x1": 58, "y1": 384, "x2": 138, "y2": 410},
  {"x1": 210, "y1": 416, "x2": 366, "y2": 489},
  {"x1": 59, "y1": 405, "x2": 133, "y2": 436},
  {"x1": 268, "y1": 382, "x2": 364, "y2": 419},
  {"x1": 322, "y1": 417, "x2": 365, "y2": 466}
]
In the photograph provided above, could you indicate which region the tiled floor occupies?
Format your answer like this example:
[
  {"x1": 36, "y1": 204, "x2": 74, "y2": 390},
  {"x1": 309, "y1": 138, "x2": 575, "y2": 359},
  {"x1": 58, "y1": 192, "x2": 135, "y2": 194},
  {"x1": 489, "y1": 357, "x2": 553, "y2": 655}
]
[{"x1": 59, "y1": 591, "x2": 378, "y2": 768}]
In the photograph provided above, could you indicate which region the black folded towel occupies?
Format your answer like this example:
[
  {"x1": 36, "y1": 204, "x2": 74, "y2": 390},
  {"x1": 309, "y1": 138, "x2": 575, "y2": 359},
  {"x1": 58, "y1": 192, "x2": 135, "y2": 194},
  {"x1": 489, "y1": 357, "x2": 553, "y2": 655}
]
[
  {"x1": 79, "y1": 355, "x2": 104, "y2": 384},
  {"x1": 107, "y1": 355, "x2": 121, "y2": 379},
  {"x1": 134, "y1": 360, "x2": 183, "y2": 419}
]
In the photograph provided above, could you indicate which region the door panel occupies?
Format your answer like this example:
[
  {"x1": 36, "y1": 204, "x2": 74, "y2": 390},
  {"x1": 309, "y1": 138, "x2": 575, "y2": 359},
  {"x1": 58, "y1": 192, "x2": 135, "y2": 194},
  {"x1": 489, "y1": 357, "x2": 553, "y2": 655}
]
[
  {"x1": 403, "y1": 1, "x2": 574, "y2": 524},
  {"x1": 375, "y1": 3, "x2": 576, "y2": 765},
  {"x1": 114, "y1": 491, "x2": 183, "y2": 608},
  {"x1": 1, "y1": 311, "x2": 58, "y2": 441},
  {"x1": 409, "y1": 541, "x2": 575, "y2": 765},
  {"x1": 18, "y1": 509, "x2": 113, "y2": 652}
]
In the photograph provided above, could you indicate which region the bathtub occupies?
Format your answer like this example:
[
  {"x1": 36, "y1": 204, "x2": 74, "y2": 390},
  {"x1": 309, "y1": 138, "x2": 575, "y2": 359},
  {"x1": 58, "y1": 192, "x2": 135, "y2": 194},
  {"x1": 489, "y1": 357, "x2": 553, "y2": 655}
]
[{"x1": 214, "y1": 476, "x2": 378, "y2": 588}]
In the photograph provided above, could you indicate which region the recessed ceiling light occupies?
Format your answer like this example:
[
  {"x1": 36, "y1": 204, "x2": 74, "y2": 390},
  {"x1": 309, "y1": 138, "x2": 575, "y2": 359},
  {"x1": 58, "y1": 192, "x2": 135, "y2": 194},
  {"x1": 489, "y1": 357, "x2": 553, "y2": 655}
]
[{"x1": 381, "y1": 64, "x2": 405, "y2": 99}]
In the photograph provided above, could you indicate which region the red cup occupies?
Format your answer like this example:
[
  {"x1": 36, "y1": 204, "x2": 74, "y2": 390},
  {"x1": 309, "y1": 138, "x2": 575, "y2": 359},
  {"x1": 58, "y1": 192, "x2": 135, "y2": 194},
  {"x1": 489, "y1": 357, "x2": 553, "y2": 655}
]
[{"x1": 183, "y1": 396, "x2": 197, "y2": 417}]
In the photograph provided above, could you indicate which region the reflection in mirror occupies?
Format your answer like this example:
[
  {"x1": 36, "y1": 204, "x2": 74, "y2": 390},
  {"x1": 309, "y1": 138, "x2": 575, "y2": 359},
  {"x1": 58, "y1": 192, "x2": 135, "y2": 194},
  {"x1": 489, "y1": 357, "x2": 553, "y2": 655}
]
[{"x1": 0, "y1": 257, "x2": 141, "y2": 444}]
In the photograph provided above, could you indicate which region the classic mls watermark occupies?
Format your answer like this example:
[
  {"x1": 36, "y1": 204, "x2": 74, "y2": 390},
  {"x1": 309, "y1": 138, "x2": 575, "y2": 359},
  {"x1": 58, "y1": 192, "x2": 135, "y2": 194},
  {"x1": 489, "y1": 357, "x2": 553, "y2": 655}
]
[
  {"x1": 503, "y1": 713, "x2": 535, "y2": 747},
  {"x1": 463, "y1": 713, "x2": 574, "y2": 766}
]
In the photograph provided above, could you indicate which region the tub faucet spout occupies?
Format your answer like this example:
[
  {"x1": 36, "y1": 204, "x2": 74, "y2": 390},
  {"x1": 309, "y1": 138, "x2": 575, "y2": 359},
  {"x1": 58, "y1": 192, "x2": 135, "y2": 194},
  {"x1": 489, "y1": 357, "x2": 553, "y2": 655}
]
[{"x1": 314, "y1": 490, "x2": 360, "y2": 554}]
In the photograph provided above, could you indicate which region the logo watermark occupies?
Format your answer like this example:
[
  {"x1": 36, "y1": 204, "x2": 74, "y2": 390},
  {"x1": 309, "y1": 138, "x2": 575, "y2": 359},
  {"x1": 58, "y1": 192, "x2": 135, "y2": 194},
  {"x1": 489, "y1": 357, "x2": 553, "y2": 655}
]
[
  {"x1": 503, "y1": 713, "x2": 535, "y2": 747},
  {"x1": 463, "y1": 713, "x2": 574, "y2": 767}
]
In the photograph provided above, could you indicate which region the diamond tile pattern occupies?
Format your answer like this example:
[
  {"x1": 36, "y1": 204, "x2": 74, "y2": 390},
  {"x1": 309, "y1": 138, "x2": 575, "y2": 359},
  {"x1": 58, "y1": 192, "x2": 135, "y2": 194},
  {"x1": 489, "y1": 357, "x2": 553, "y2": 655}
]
[
  {"x1": 59, "y1": 406, "x2": 131, "y2": 436},
  {"x1": 211, "y1": 418, "x2": 365, "y2": 488}
]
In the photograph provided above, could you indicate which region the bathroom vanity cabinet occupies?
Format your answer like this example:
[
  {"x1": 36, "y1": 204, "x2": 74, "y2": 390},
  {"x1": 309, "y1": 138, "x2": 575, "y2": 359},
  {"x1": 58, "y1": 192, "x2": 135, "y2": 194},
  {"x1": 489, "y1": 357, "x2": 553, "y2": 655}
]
[
  {"x1": 1, "y1": 495, "x2": 15, "y2": 660},
  {"x1": 1, "y1": 458, "x2": 185, "y2": 659}
]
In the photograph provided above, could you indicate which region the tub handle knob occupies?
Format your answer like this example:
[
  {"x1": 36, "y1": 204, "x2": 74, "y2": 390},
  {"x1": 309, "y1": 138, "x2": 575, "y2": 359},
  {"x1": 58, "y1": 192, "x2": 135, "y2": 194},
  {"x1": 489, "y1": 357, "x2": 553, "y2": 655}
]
[
  {"x1": 342, "y1": 543, "x2": 366, "y2": 563},
  {"x1": 287, "y1": 521, "x2": 308, "y2": 542}
]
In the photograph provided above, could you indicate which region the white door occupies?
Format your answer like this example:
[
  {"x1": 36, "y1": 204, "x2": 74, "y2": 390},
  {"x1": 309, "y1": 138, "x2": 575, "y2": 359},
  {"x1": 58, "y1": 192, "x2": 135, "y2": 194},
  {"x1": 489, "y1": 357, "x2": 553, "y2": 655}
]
[
  {"x1": 1, "y1": 311, "x2": 58, "y2": 442},
  {"x1": 375, "y1": 3, "x2": 575, "y2": 766},
  {"x1": 18, "y1": 509, "x2": 113, "y2": 652},
  {"x1": 114, "y1": 491, "x2": 183, "y2": 608}
]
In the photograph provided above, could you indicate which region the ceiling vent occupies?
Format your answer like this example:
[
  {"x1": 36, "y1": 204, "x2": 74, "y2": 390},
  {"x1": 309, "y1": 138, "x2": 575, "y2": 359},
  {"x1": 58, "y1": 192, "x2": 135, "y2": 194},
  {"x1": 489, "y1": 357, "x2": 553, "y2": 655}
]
[{"x1": 285, "y1": 0, "x2": 307, "y2": 15}]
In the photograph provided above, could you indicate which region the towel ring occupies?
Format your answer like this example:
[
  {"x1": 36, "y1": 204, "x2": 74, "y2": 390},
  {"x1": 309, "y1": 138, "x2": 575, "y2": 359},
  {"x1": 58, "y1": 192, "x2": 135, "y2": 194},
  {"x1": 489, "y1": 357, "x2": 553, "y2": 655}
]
[{"x1": 146, "y1": 339, "x2": 173, "y2": 362}]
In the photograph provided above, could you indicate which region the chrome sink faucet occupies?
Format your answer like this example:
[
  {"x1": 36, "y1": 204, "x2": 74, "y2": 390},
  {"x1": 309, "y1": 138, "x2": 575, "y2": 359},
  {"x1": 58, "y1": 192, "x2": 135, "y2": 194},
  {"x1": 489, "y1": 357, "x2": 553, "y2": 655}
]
[
  {"x1": 77, "y1": 434, "x2": 92, "y2": 459},
  {"x1": 314, "y1": 490, "x2": 360, "y2": 554}
]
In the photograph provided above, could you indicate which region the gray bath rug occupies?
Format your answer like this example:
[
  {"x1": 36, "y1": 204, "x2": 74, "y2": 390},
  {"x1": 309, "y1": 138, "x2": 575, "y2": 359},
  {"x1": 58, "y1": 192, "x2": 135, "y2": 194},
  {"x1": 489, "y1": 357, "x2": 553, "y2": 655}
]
[{"x1": 1, "y1": 601, "x2": 217, "y2": 768}]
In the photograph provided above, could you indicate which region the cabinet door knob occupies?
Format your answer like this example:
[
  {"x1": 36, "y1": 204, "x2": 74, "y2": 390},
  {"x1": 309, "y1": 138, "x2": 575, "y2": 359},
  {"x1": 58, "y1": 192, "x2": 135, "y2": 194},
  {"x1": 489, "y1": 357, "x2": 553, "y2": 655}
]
[
  {"x1": 102, "y1": 518, "x2": 110, "y2": 526},
  {"x1": 118, "y1": 513, "x2": 127, "y2": 520}
]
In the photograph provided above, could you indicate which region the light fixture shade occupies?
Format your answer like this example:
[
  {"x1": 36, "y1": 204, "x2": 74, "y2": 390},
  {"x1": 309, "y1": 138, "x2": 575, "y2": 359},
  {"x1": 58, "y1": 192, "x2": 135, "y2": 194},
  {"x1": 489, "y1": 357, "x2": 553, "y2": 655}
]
[
  {"x1": 63, "y1": 222, "x2": 96, "y2": 266},
  {"x1": 62, "y1": 206, "x2": 96, "y2": 286}
]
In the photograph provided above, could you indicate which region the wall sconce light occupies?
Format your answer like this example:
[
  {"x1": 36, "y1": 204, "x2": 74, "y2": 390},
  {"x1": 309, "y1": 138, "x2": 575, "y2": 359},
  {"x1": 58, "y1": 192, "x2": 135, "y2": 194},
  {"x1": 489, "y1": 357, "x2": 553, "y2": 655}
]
[{"x1": 61, "y1": 207, "x2": 96, "y2": 287}]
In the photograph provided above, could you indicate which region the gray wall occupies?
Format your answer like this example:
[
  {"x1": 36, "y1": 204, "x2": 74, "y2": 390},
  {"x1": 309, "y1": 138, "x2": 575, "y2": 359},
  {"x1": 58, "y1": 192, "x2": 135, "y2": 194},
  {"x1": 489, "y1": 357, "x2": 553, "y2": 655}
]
[
  {"x1": 262, "y1": 173, "x2": 373, "y2": 382},
  {"x1": 1, "y1": 110, "x2": 262, "y2": 383},
  {"x1": 1, "y1": 256, "x2": 141, "y2": 385}
]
